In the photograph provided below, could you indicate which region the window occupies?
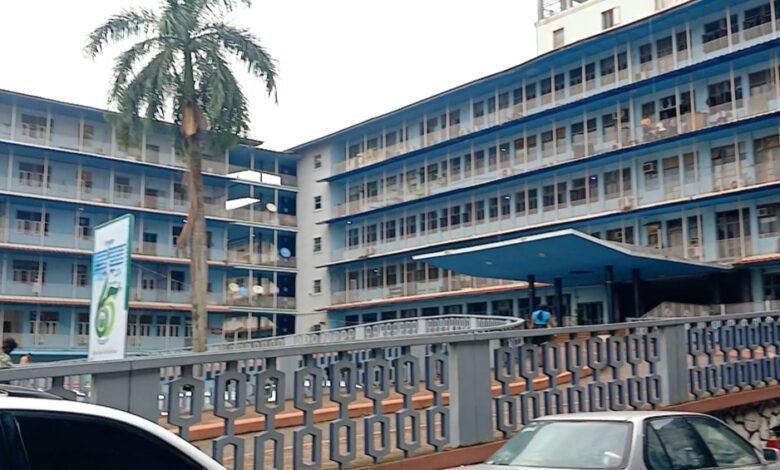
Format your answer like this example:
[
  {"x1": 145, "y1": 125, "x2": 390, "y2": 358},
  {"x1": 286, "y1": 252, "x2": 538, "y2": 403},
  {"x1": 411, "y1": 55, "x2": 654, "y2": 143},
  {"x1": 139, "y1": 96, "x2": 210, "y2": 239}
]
[
  {"x1": 380, "y1": 219, "x2": 395, "y2": 240},
  {"x1": 676, "y1": 30, "x2": 689, "y2": 52},
  {"x1": 114, "y1": 176, "x2": 132, "y2": 198},
  {"x1": 703, "y1": 15, "x2": 739, "y2": 44},
  {"x1": 77, "y1": 216, "x2": 92, "y2": 240},
  {"x1": 20, "y1": 114, "x2": 48, "y2": 139},
  {"x1": 13, "y1": 411, "x2": 204, "y2": 470},
  {"x1": 543, "y1": 184, "x2": 556, "y2": 209},
  {"x1": 170, "y1": 270, "x2": 185, "y2": 292},
  {"x1": 173, "y1": 183, "x2": 186, "y2": 204},
  {"x1": 570, "y1": 178, "x2": 586, "y2": 204},
  {"x1": 528, "y1": 189, "x2": 538, "y2": 214},
  {"x1": 647, "y1": 417, "x2": 714, "y2": 470},
  {"x1": 364, "y1": 224, "x2": 378, "y2": 244},
  {"x1": 600, "y1": 56, "x2": 615, "y2": 76},
  {"x1": 656, "y1": 36, "x2": 673, "y2": 58},
  {"x1": 73, "y1": 264, "x2": 88, "y2": 287},
  {"x1": 313, "y1": 154, "x2": 322, "y2": 169},
  {"x1": 313, "y1": 195, "x2": 322, "y2": 210},
  {"x1": 687, "y1": 417, "x2": 759, "y2": 467},
  {"x1": 12, "y1": 260, "x2": 45, "y2": 284},
  {"x1": 347, "y1": 228, "x2": 359, "y2": 247},
  {"x1": 601, "y1": 8, "x2": 617, "y2": 29},
  {"x1": 639, "y1": 43, "x2": 653, "y2": 64},
  {"x1": 764, "y1": 272, "x2": 780, "y2": 300},
  {"x1": 16, "y1": 210, "x2": 48, "y2": 236},
  {"x1": 313, "y1": 279, "x2": 322, "y2": 294},
  {"x1": 744, "y1": 4, "x2": 772, "y2": 29},
  {"x1": 18, "y1": 162, "x2": 48, "y2": 188},
  {"x1": 707, "y1": 78, "x2": 742, "y2": 107},
  {"x1": 569, "y1": 67, "x2": 583, "y2": 87},
  {"x1": 553, "y1": 28, "x2": 565, "y2": 48},
  {"x1": 515, "y1": 191, "x2": 526, "y2": 215},
  {"x1": 30, "y1": 312, "x2": 58, "y2": 335},
  {"x1": 758, "y1": 204, "x2": 780, "y2": 237},
  {"x1": 313, "y1": 236, "x2": 322, "y2": 252},
  {"x1": 500, "y1": 195, "x2": 511, "y2": 218},
  {"x1": 488, "y1": 197, "x2": 499, "y2": 219}
]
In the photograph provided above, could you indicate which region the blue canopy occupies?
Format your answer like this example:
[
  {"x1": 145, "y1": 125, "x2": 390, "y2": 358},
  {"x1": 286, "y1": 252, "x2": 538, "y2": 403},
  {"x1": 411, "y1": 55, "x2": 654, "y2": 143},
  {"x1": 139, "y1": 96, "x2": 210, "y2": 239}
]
[{"x1": 414, "y1": 229, "x2": 731, "y2": 286}]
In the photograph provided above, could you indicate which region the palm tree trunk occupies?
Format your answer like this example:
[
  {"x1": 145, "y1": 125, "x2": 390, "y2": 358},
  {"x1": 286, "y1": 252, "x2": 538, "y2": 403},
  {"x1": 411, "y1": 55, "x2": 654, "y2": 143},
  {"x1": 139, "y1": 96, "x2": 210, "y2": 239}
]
[{"x1": 185, "y1": 135, "x2": 209, "y2": 353}]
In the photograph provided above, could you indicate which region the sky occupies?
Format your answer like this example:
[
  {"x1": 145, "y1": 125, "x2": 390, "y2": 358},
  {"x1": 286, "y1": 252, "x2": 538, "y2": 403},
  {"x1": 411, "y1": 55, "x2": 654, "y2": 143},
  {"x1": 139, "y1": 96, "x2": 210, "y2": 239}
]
[{"x1": 0, "y1": 1, "x2": 538, "y2": 151}]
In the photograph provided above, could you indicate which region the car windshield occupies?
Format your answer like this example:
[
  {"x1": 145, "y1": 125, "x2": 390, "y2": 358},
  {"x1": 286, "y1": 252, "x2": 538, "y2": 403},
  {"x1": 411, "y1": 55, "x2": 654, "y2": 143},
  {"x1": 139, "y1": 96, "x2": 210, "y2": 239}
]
[{"x1": 486, "y1": 420, "x2": 632, "y2": 469}]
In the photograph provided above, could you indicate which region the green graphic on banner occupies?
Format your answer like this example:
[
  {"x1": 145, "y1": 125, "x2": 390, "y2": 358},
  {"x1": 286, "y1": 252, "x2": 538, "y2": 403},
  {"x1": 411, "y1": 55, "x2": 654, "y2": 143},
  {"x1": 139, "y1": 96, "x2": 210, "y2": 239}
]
[{"x1": 95, "y1": 280, "x2": 119, "y2": 343}]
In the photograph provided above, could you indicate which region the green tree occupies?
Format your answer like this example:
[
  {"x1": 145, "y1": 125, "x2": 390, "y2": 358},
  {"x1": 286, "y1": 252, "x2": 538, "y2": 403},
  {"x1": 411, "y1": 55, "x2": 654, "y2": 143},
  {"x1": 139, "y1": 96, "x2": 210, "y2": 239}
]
[{"x1": 86, "y1": 0, "x2": 278, "y2": 352}]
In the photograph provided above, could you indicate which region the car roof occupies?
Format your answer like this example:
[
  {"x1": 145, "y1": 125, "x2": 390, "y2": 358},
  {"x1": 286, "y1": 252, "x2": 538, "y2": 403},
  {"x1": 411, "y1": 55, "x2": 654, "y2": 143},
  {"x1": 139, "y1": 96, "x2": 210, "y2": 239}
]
[
  {"x1": 0, "y1": 397, "x2": 223, "y2": 469},
  {"x1": 533, "y1": 411, "x2": 705, "y2": 423}
]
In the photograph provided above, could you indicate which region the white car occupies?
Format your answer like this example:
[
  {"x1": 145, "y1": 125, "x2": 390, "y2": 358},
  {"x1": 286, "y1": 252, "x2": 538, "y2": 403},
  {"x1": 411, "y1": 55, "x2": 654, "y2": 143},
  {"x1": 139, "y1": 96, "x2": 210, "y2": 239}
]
[
  {"x1": 457, "y1": 411, "x2": 780, "y2": 470},
  {"x1": 0, "y1": 391, "x2": 224, "y2": 469}
]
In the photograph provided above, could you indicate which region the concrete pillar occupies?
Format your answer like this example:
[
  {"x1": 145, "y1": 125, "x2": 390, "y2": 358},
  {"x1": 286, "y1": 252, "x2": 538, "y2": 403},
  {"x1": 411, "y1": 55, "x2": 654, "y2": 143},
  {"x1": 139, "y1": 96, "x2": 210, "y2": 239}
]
[
  {"x1": 632, "y1": 268, "x2": 642, "y2": 318},
  {"x1": 528, "y1": 275, "x2": 537, "y2": 318},
  {"x1": 605, "y1": 266, "x2": 615, "y2": 323},
  {"x1": 554, "y1": 276, "x2": 564, "y2": 326}
]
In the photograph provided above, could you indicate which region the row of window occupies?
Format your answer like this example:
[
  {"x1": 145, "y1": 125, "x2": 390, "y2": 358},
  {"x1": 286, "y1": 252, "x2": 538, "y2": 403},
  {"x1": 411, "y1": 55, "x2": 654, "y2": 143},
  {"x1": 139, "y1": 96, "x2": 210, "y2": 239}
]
[
  {"x1": 336, "y1": 1, "x2": 779, "y2": 172},
  {"x1": 336, "y1": 131, "x2": 779, "y2": 252},
  {"x1": 339, "y1": 65, "x2": 778, "y2": 215}
]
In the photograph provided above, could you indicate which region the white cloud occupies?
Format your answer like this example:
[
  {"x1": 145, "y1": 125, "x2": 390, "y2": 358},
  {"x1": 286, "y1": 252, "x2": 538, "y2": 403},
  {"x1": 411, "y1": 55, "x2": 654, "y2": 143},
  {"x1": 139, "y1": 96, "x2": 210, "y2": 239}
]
[{"x1": 0, "y1": 0, "x2": 538, "y2": 150}]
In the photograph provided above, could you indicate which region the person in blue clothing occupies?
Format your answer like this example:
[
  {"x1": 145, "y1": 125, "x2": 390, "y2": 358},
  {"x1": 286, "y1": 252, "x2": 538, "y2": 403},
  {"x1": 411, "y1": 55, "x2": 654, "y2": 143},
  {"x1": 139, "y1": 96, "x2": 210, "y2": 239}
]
[{"x1": 530, "y1": 305, "x2": 554, "y2": 346}]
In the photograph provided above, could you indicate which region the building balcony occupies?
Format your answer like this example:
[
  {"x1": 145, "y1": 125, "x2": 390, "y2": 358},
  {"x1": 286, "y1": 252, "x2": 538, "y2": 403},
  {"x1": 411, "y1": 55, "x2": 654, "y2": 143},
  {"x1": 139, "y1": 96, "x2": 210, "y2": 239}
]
[
  {"x1": 330, "y1": 275, "x2": 518, "y2": 306},
  {"x1": 226, "y1": 245, "x2": 297, "y2": 269},
  {"x1": 0, "y1": 108, "x2": 296, "y2": 189},
  {"x1": 0, "y1": 177, "x2": 297, "y2": 229},
  {"x1": 0, "y1": 330, "x2": 190, "y2": 352},
  {"x1": 334, "y1": 89, "x2": 780, "y2": 219},
  {"x1": 329, "y1": 14, "x2": 779, "y2": 179}
]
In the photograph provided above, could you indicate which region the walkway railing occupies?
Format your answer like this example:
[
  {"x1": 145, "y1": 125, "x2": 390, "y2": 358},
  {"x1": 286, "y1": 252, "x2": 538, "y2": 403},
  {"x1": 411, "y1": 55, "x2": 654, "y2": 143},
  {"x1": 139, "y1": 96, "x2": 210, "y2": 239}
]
[
  {"x1": 187, "y1": 314, "x2": 523, "y2": 353},
  {"x1": 0, "y1": 311, "x2": 778, "y2": 469}
]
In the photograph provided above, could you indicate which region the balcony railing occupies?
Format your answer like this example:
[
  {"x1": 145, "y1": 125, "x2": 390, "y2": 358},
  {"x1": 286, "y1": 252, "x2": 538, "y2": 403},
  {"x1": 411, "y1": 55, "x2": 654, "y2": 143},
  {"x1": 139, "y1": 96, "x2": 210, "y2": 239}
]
[
  {"x1": 226, "y1": 246, "x2": 297, "y2": 268},
  {"x1": 331, "y1": 276, "x2": 520, "y2": 305}
]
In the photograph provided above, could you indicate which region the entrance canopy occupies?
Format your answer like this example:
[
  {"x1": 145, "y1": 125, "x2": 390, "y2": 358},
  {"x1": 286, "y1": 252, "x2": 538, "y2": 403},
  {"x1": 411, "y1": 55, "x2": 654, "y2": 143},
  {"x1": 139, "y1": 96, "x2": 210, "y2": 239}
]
[{"x1": 413, "y1": 229, "x2": 731, "y2": 286}]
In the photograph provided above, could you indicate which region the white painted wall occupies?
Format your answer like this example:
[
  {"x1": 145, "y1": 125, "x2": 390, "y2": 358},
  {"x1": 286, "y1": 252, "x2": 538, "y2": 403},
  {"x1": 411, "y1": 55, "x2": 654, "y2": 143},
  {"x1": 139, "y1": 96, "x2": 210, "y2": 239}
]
[
  {"x1": 294, "y1": 144, "x2": 332, "y2": 333},
  {"x1": 535, "y1": 0, "x2": 693, "y2": 54}
]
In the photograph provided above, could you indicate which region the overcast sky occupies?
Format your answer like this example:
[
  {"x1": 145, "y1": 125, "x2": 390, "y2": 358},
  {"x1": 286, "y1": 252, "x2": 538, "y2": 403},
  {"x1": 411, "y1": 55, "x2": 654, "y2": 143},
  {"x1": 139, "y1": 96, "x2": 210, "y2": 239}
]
[{"x1": 0, "y1": 1, "x2": 538, "y2": 151}]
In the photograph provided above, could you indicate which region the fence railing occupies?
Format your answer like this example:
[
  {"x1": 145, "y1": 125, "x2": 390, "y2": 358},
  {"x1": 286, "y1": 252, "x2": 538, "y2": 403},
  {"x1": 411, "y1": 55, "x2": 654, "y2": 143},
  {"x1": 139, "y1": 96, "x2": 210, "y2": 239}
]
[{"x1": 1, "y1": 311, "x2": 778, "y2": 469}]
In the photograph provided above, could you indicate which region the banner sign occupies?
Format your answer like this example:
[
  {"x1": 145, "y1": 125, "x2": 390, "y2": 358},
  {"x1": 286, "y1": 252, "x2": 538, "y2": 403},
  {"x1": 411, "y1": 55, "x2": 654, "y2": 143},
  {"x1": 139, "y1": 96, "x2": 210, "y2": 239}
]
[{"x1": 88, "y1": 214, "x2": 134, "y2": 361}]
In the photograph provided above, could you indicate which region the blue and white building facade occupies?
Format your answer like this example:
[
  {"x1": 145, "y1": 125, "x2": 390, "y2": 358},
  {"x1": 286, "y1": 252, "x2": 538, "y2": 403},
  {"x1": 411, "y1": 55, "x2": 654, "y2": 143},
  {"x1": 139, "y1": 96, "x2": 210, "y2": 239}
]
[
  {"x1": 0, "y1": 91, "x2": 299, "y2": 358},
  {"x1": 293, "y1": 0, "x2": 780, "y2": 330}
]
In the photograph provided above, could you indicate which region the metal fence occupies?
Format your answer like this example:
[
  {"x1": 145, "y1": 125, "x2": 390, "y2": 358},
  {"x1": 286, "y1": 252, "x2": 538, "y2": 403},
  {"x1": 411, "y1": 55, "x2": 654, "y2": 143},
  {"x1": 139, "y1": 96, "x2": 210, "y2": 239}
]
[{"x1": 1, "y1": 311, "x2": 779, "y2": 469}]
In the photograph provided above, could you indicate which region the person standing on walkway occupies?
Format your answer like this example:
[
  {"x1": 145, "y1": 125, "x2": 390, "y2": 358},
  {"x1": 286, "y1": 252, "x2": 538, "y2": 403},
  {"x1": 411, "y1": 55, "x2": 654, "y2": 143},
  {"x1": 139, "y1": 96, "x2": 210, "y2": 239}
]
[
  {"x1": 0, "y1": 338, "x2": 18, "y2": 369},
  {"x1": 531, "y1": 305, "x2": 554, "y2": 364}
]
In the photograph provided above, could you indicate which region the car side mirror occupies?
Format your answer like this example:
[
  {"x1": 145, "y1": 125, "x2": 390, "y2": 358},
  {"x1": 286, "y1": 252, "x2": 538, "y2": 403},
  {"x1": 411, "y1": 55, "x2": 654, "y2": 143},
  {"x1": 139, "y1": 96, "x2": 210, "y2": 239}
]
[{"x1": 763, "y1": 448, "x2": 779, "y2": 462}]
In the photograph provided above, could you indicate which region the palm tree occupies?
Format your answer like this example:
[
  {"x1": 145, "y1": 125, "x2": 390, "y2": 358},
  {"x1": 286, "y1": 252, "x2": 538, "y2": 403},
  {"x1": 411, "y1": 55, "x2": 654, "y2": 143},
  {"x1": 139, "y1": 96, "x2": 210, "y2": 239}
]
[{"x1": 86, "y1": 0, "x2": 278, "y2": 352}]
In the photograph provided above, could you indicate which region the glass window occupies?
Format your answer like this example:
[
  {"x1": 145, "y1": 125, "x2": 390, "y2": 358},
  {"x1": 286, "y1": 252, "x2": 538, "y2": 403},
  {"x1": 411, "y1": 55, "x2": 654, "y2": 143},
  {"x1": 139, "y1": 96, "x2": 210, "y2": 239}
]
[
  {"x1": 487, "y1": 421, "x2": 631, "y2": 469},
  {"x1": 14, "y1": 411, "x2": 203, "y2": 470},
  {"x1": 687, "y1": 417, "x2": 759, "y2": 467},
  {"x1": 312, "y1": 279, "x2": 322, "y2": 294},
  {"x1": 648, "y1": 417, "x2": 714, "y2": 470}
]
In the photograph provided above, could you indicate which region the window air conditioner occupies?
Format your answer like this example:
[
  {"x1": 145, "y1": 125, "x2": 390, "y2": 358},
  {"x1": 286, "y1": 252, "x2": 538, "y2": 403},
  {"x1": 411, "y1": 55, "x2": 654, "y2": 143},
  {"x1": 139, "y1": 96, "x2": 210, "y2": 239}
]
[
  {"x1": 500, "y1": 168, "x2": 514, "y2": 177},
  {"x1": 642, "y1": 161, "x2": 657, "y2": 173},
  {"x1": 758, "y1": 207, "x2": 771, "y2": 217}
]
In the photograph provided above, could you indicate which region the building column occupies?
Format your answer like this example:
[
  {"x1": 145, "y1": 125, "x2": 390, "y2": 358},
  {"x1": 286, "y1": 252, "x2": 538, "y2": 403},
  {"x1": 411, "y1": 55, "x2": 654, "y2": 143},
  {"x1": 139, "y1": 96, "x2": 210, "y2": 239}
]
[
  {"x1": 632, "y1": 268, "x2": 642, "y2": 319},
  {"x1": 553, "y1": 276, "x2": 564, "y2": 326},
  {"x1": 528, "y1": 274, "x2": 536, "y2": 319},
  {"x1": 605, "y1": 265, "x2": 615, "y2": 324}
]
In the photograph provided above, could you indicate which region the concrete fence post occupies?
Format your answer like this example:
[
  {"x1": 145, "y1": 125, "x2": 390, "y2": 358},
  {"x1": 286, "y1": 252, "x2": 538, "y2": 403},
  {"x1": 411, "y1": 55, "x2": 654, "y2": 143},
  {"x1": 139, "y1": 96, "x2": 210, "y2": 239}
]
[
  {"x1": 91, "y1": 368, "x2": 160, "y2": 421},
  {"x1": 448, "y1": 339, "x2": 494, "y2": 447},
  {"x1": 657, "y1": 323, "x2": 689, "y2": 406}
]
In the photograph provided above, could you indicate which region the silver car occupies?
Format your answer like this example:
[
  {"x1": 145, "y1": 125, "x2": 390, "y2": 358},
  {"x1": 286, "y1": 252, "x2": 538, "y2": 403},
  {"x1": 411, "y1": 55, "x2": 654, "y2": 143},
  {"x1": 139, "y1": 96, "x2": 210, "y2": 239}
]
[{"x1": 457, "y1": 411, "x2": 780, "y2": 470}]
